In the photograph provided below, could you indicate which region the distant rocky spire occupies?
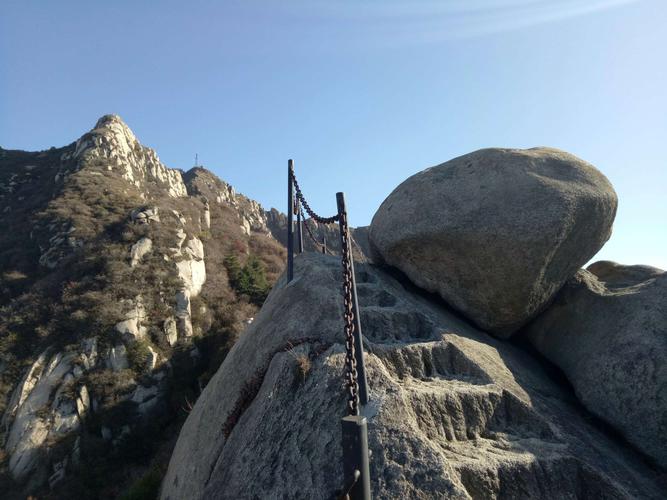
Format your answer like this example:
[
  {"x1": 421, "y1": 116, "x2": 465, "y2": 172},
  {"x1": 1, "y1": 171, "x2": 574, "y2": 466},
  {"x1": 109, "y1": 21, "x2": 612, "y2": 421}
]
[{"x1": 67, "y1": 114, "x2": 188, "y2": 198}]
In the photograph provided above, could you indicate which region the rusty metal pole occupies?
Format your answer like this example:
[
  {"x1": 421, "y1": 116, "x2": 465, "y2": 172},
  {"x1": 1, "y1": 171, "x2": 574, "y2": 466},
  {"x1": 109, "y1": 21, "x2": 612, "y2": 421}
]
[
  {"x1": 287, "y1": 160, "x2": 294, "y2": 282},
  {"x1": 336, "y1": 192, "x2": 369, "y2": 406},
  {"x1": 341, "y1": 415, "x2": 371, "y2": 500},
  {"x1": 297, "y1": 204, "x2": 304, "y2": 254}
]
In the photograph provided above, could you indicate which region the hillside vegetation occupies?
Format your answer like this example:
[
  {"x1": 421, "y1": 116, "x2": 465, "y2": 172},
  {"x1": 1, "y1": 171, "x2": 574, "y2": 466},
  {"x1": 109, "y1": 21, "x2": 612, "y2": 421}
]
[{"x1": 0, "y1": 115, "x2": 287, "y2": 499}]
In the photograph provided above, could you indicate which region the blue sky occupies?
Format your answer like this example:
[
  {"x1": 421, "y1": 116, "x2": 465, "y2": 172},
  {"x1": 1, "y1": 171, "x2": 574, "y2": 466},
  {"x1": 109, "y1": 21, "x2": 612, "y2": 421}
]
[{"x1": 1, "y1": 0, "x2": 665, "y2": 268}]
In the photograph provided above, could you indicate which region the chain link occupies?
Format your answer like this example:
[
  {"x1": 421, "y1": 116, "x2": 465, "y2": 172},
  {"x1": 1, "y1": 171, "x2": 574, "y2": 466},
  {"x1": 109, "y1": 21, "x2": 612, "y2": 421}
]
[
  {"x1": 290, "y1": 166, "x2": 340, "y2": 225},
  {"x1": 300, "y1": 207, "x2": 326, "y2": 251},
  {"x1": 339, "y1": 209, "x2": 360, "y2": 416},
  {"x1": 290, "y1": 163, "x2": 359, "y2": 415}
]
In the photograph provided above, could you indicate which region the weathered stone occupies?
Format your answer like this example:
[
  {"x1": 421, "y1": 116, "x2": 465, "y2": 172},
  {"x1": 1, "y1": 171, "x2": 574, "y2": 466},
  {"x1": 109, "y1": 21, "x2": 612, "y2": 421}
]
[
  {"x1": 175, "y1": 237, "x2": 206, "y2": 297},
  {"x1": 524, "y1": 262, "x2": 667, "y2": 468},
  {"x1": 131, "y1": 383, "x2": 160, "y2": 415},
  {"x1": 80, "y1": 338, "x2": 98, "y2": 370},
  {"x1": 106, "y1": 344, "x2": 129, "y2": 372},
  {"x1": 146, "y1": 345, "x2": 159, "y2": 371},
  {"x1": 115, "y1": 296, "x2": 147, "y2": 341},
  {"x1": 202, "y1": 198, "x2": 211, "y2": 230},
  {"x1": 161, "y1": 254, "x2": 662, "y2": 500},
  {"x1": 2, "y1": 351, "x2": 77, "y2": 483},
  {"x1": 51, "y1": 386, "x2": 80, "y2": 435},
  {"x1": 587, "y1": 260, "x2": 664, "y2": 286},
  {"x1": 171, "y1": 209, "x2": 187, "y2": 226},
  {"x1": 130, "y1": 237, "x2": 152, "y2": 267},
  {"x1": 175, "y1": 290, "x2": 194, "y2": 338},
  {"x1": 76, "y1": 385, "x2": 90, "y2": 417},
  {"x1": 73, "y1": 115, "x2": 187, "y2": 198},
  {"x1": 131, "y1": 206, "x2": 161, "y2": 224},
  {"x1": 164, "y1": 317, "x2": 179, "y2": 346},
  {"x1": 369, "y1": 147, "x2": 618, "y2": 337}
]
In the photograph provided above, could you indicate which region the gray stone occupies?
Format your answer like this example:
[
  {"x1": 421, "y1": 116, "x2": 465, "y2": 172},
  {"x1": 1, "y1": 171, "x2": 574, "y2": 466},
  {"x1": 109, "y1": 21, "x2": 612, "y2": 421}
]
[
  {"x1": 131, "y1": 383, "x2": 160, "y2": 415},
  {"x1": 161, "y1": 253, "x2": 662, "y2": 500},
  {"x1": 106, "y1": 344, "x2": 129, "y2": 372},
  {"x1": 76, "y1": 385, "x2": 90, "y2": 417},
  {"x1": 131, "y1": 206, "x2": 161, "y2": 224},
  {"x1": 369, "y1": 147, "x2": 618, "y2": 337},
  {"x1": 164, "y1": 317, "x2": 179, "y2": 346},
  {"x1": 2, "y1": 350, "x2": 77, "y2": 483},
  {"x1": 175, "y1": 290, "x2": 194, "y2": 338},
  {"x1": 80, "y1": 337, "x2": 98, "y2": 370},
  {"x1": 115, "y1": 296, "x2": 147, "y2": 341},
  {"x1": 524, "y1": 262, "x2": 667, "y2": 468},
  {"x1": 146, "y1": 345, "x2": 159, "y2": 371},
  {"x1": 175, "y1": 237, "x2": 206, "y2": 298},
  {"x1": 130, "y1": 237, "x2": 153, "y2": 267}
]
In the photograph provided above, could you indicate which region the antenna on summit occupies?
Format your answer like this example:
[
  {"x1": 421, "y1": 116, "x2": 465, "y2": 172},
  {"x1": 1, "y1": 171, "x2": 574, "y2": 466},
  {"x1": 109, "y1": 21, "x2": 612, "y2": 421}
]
[{"x1": 195, "y1": 153, "x2": 199, "y2": 167}]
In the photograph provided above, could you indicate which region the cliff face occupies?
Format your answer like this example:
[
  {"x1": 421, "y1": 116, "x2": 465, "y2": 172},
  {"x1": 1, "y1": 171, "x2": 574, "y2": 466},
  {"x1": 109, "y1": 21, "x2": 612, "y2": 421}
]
[{"x1": 0, "y1": 115, "x2": 289, "y2": 498}]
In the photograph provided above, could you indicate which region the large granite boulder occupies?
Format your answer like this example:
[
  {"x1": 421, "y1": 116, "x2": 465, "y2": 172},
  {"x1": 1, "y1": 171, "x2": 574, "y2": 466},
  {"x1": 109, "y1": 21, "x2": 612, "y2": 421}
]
[
  {"x1": 160, "y1": 253, "x2": 663, "y2": 499},
  {"x1": 369, "y1": 147, "x2": 617, "y2": 337},
  {"x1": 524, "y1": 261, "x2": 667, "y2": 468}
]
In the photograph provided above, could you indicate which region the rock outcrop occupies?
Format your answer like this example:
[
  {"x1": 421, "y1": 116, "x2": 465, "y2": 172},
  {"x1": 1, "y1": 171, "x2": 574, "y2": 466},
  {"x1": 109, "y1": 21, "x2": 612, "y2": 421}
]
[
  {"x1": 2, "y1": 350, "x2": 82, "y2": 487},
  {"x1": 369, "y1": 147, "x2": 618, "y2": 337},
  {"x1": 184, "y1": 167, "x2": 272, "y2": 236},
  {"x1": 161, "y1": 254, "x2": 663, "y2": 499},
  {"x1": 130, "y1": 237, "x2": 153, "y2": 267},
  {"x1": 524, "y1": 261, "x2": 667, "y2": 468},
  {"x1": 68, "y1": 114, "x2": 187, "y2": 198}
]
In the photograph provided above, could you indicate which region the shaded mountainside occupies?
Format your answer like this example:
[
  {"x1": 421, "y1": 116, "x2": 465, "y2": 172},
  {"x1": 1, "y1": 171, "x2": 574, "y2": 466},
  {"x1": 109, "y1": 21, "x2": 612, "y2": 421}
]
[{"x1": 0, "y1": 114, "x2": 322, "y2": 498}]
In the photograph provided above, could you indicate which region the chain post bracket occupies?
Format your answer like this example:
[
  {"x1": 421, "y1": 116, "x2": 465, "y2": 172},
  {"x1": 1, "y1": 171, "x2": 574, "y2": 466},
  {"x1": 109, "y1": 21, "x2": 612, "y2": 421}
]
[
  {"x1": 287, "y1": 160, "x2": 295, "y2": 282},
  {"x1": 341, "y1": 415, "x2": 372, "y2": 500}
]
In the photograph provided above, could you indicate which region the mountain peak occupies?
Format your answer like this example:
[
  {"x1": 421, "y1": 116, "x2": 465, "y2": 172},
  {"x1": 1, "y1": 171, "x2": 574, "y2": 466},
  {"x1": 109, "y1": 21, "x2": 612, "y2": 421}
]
[
  {"x1": 94, "y1": 113, "x2": 127, "y2": 129},
  {"x1": 89, "y1": 113, "x2": 137, "y2": 146},
  {"x1": 69, "y1": 115, "x2": 187, "y2": 198}
]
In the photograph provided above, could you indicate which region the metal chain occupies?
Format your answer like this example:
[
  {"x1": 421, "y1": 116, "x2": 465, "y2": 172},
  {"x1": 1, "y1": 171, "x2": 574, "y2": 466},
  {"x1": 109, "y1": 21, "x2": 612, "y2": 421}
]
[
  {"x1": 339, "y1": 209, "x2": 360, "y2": 416},
  {"x1": 300, "y1": 207, "x2": 326, "y2": 250},
  {"x1": 290, "y1": 166, "x2": 340, "y2": 224}
]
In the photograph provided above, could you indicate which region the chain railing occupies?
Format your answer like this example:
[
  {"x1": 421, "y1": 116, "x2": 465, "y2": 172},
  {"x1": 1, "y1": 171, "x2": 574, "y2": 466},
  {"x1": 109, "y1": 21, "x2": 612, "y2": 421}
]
[
  {"x1": 287, "y1": 160, "x2": 371, "y2": 500},
  {"x1": 300, "y1": 206, "x2": 329, "y2": 254}
]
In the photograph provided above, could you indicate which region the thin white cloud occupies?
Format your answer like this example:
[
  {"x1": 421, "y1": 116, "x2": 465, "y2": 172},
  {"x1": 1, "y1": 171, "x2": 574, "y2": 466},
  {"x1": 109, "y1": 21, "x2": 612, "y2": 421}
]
[{"x1": 284, "y1": 0, "x2": 642, "y2": 46}]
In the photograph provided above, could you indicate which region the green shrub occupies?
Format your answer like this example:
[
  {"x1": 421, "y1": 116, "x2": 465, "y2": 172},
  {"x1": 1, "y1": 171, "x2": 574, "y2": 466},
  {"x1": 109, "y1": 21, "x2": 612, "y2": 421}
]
[
  {"x1": 127, "y1": 340, "x2": 153, "y2": 374},
  {"x1": 224, "y1": 254, "x2": 270, "y2": 306}
]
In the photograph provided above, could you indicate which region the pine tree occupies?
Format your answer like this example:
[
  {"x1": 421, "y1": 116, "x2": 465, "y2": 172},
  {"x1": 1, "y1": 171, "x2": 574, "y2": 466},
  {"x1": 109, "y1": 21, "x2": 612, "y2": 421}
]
[
  {"x1": 224, "y1": 253, "x2": 269, "y2": 305},
  {"x1": 223, "y1": 254, "x2": 241, "y2": 289}
]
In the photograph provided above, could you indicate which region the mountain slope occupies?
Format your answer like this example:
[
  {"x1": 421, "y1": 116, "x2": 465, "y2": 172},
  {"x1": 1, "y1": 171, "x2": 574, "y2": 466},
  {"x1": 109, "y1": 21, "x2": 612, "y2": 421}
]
[{"x1": 0, "y1": 115, "x2": 289, "y2": 498}]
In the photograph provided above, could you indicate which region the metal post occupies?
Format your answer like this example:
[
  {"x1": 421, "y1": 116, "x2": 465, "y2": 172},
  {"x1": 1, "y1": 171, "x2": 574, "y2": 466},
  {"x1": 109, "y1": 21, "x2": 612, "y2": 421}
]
[
  {"x1": 341, "y1": 415, "x2": 371, "y2": 500},
  {"x1": 322, "y1": 234, "x2": 327, "y2": 254},
  {"x1": 336, "y1": 192, "x2": 369, "y2": 406},
  {"x1": 287, "y1": 160, "x2": 294, "y2": 282},
  {"x1": 297, "y1": 206, "x2": 304, "y2": 253}
]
